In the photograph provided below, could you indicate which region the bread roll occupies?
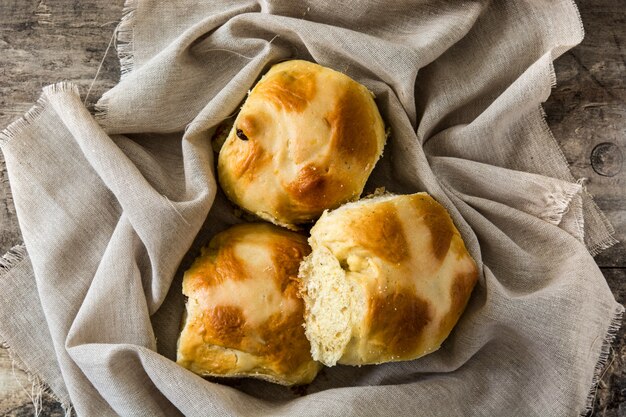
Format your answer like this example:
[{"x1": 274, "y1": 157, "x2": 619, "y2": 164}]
[
  {"x1": 298, "y1": 193, "x2": 479, "y2": 366},
  {"x1": 217, "y1": 60, "x2": 386, "y2": 229},
  {"x1": 177, "y1": 223, "x2": 320, "y2": 385}
]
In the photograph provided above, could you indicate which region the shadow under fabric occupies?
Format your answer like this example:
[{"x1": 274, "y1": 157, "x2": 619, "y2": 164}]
[{"x1": 0, "y1": 1, "x2": 621, "y2": 416}]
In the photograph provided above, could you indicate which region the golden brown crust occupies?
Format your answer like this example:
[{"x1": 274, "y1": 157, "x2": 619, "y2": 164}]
[
  {"x1": 204, "y1": 305, "x2": 247, "y2": 346},
  {"x1": 183, "y1": 237, "x2": 248, "y2": 291},
  {"x1": 198, "y1": 306, "x2": 312, "y2": 377},
  {"x1": 327, "y1": 83, "x2": 379, "y2": 163},
  {"x1": 367, "y1": 288, "x2": 432, "y2": 358},
  {"x1": 255, "y1": 66, "x2": 318, "y2": 113},
  {"x1": 350, "y1": 200, "x2": 409, "y2": 264},
  {"x1": 411, "y1": 193, "x2": 455, "y2": 260},
  {"x1": 217, "y1": 60, "x2": 386, "y2": 228},
  {"x1": 256, "y1": 310, "x2": 313, "y2": 375},
  {"x1": 177, "y1": 223, "x2": 320, "y2": 385},
  {"x1": 283, "y1": 164, "x2": 347, "y2": 213},
  {"x1": 303, "y1": 193, "x2": 479, "y2": 366},
  {"x1": 437, "y1": 267, "x2": 479, "y2": 342},
  {"x1": 270, "y1": 235, "x2": 311, "y2": 293},
  {"x1": 228, "y1": 134, "x2": 270, "y2": 182}
]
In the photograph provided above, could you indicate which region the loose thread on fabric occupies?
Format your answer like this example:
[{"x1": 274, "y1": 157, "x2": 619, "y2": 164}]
[
  {"x1": 202, "y1": 34, "x2": 280, "y2": 60},
  {"x1": 567, "y1": 0, "x2": 586, "y2": 46},
  {"x1": 285, "y1": 7, "x2": 311, "y2": 60},
  {"x1": 4, "y1": 341, "x2": 69, "y2": 417},
  {"x1": 91, "y1": 0, "x2": 135, "y2": 128},
  {"x1": 83, "y1": 22, "x2": 119, "y2": 106},
  {"x1": 201, "y1": 49, "x2": 257, "y2": 60},
  {"x1": 589, "y1": 237, "x2": 620, "y2": 258},
  {"x1": 11, "y1": 359, "x2": 43, "y2": 417},
  {"x1": 182, "y1": 34, "x2": 280, "y2": 134}
]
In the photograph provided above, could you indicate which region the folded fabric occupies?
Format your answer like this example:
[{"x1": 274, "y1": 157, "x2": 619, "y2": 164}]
[{"x1": 0, "y1": 1, "x2": 621, "y2": 416}]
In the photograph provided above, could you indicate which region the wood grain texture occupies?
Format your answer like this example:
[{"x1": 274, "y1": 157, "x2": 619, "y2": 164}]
[
  {"x1": 0, "y1": 0, "x2": 122, "y2": 256},
  {"x1": 544, "y1": 0, "x2": 626, "y2": 268},
  {"x1": 0, "y1": 0, "x2": 623, "y2": 416}
]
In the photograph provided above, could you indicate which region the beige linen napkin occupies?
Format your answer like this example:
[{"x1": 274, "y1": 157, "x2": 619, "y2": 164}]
[{"x1": 0, "y1": 1, "x2": 621, "y2": 416}]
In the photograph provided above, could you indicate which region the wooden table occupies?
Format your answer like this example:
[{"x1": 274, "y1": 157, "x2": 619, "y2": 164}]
[{"x1": 0, "y1": 1, "x2": 624, "y2": 416}]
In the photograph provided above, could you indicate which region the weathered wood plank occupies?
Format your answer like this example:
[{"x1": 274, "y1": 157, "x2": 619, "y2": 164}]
[
  {"x1": 0, "y1": 0, "x2": 122, "y2": 254},
  {"x1": 545, "y1": 0, "x2": 626, "y2": 268}
]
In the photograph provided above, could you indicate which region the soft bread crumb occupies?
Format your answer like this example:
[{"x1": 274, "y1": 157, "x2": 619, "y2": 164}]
[
  {"x1": 299, "y1": 245, "x2": 353, "y2": 366},
  {"x1": 298, "y1": 192, "x2": 479, "y2": 366},
  {"x1": 298, "y1": 195, "x2": 401, "y2": 366}
]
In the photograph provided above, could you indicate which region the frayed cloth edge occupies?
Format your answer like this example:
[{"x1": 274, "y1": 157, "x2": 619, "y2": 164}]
[
  {"x1": 116, "y1": 0, "x2": 137, "y2": 79},
  {"x1": 579, "y1": 304, "x2": 624, "y2": 416},
  {"x1": 0, "y1": 340, "x2": 73, "y2": 417},
  {"x1": 0, "y1": 82, "x2": 80, "y2": 149},
  {"x1": 94, "y1": 0, "x2": 136, "y2": 125},
  {"x1": 0, "y1": 244, "x2": 73, "y2": 416}
]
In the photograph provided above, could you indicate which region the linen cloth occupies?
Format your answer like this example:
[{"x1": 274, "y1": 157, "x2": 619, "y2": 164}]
[{"x1": 0, "y1": 0, "x2": 622, "y2": 416}]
